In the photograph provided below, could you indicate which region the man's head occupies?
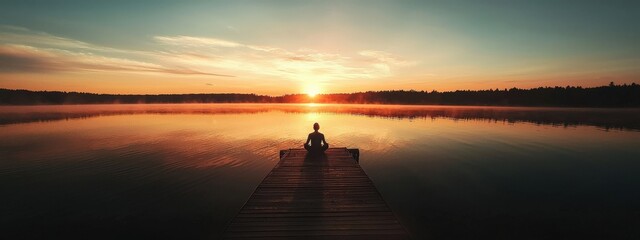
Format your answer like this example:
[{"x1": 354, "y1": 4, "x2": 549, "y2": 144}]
[{"x1": 313, "y1": 122, "x2": 320, "y2": 131}]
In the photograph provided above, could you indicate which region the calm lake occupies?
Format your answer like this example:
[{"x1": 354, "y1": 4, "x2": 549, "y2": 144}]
[{"x1": 1, "y1": 104, "x2": 639, "y2": 239}]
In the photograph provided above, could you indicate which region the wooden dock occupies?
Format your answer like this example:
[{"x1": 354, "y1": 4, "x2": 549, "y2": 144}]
[{"x1": 224, "y1": 148, "x2": 409, "y2": 239}]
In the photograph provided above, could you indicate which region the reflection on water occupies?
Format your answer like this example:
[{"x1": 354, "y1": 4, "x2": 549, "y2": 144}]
[
  {"x1": 2, "y1": 103, "x2": 640, "y2": 130},
  {"x1": 1, "y1": 104, "x2": 639, "y2": 239}
]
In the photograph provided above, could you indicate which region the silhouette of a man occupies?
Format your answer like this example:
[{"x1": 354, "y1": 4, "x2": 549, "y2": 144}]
[{"x1": 304, "y1": 122, "x2": 329, "y2": 154}]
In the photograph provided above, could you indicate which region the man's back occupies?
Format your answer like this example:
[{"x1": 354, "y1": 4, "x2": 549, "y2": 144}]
[{"x1": 308, "y1": 132, "x2": 325, "y2": 147}]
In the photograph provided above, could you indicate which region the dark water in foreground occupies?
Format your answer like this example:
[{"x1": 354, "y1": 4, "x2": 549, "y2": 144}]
[{"x1": 1, "y1": 104, "x2": 639, "y2": 239}]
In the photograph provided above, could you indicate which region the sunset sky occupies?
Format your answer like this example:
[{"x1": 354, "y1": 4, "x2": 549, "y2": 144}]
[{"x1": 1, "y1": 0, "x2": 639, "y2": 95}]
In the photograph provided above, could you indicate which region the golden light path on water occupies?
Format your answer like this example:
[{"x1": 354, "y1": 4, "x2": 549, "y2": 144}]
[{"x1": 3, "y1": 104, "x2": 638, "y2": 170}]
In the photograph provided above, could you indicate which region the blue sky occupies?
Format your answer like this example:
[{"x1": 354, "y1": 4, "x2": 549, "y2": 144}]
[{"x1": 1, "y1": 0, "x2": 639, "y2": 94}]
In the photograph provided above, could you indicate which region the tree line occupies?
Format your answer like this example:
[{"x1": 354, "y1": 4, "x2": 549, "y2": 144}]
[{"x1": 1, "y1": 82, "x2": 639, "y2": 107}]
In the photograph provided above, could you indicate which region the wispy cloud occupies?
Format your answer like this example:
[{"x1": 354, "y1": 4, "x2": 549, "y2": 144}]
[
  {"x1": 154, "y1": 35, "x2": 412, "y2": 81},
  {"x1": 0, "y1": 25, "x2": 134, "y2": 54},
  {"x1": 154, "y1": 36, "x2": 242, "y2": 48},
  {"x1": 359, "y1": 50, "x2": 413, "y2": 66},
  {"x1": 0, "y1": 26, "x2": 233, "y2": 76},
  {"x1": 1, "y1": 26, "x2": 413, "y2": 82},
  {"x1": 0, "y1": 44, "x2": 231, "y2": 76}
]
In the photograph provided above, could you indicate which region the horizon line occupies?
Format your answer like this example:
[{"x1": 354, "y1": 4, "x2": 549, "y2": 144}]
[{"x1": 2, "y1": 82, "x2": 637, "y2": 97}]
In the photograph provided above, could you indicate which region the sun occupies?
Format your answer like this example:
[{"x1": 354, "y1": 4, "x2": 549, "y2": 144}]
[{"x1": 304, "y1": 85, "x2": 321, "y2": 98}]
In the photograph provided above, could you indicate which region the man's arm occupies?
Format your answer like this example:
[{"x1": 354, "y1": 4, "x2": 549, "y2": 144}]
[
  {"x1": 321, "y1": 134, "x2": 327, "y2": 145},
  {"x1": 305, "y1": 134, "x2": 311, "y2": 146}
]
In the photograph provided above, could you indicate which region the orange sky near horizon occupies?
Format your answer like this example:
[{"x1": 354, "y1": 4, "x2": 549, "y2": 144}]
[{"x1": 0, "y1": 71, "x2": 634, "y2": 96}]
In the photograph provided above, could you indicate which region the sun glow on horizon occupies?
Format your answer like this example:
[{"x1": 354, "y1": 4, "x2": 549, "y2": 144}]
[{"x1": 304, "y1": 84, "x2": 321, "y2": 98}]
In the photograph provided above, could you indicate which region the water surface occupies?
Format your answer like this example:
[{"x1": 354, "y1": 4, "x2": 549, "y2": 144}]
[{"x1": 1, "y1": 104, "x2": 639, "y2": 239}]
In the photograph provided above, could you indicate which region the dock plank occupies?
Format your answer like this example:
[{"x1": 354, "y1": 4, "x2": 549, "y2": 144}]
[{"x1": 224, "y1": 148, "x2": 409, "y2": 239}]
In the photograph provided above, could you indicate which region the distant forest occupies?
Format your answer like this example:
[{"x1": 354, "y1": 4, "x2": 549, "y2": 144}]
[{"x1": 1, "y1": 82, "x2": 639, "y2": 107}]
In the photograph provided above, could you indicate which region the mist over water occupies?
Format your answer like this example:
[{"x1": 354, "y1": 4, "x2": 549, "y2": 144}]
[{"x1": 1, "y1": 104, "x2": 639, "y2": 239}]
